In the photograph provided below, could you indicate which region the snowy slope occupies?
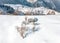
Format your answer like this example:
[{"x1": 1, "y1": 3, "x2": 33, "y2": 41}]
[
  {"x1": 3, "y1": 4, "x2": 60, "y2": 15},
  {"x1": 0, "y1": 0, "x2": 60, "y2": 12},
  {"x1": 0, "y1": 15, "x2": 60, "y2": 43}
]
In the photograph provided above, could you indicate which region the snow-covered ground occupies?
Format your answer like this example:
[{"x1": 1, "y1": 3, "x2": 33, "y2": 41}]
[
  {"x1": 0, "y1": 15, "x2": 60, "y2": 43},
  {"x1": 4, "y1": 4, "x2": 60, "y2": 15}
]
